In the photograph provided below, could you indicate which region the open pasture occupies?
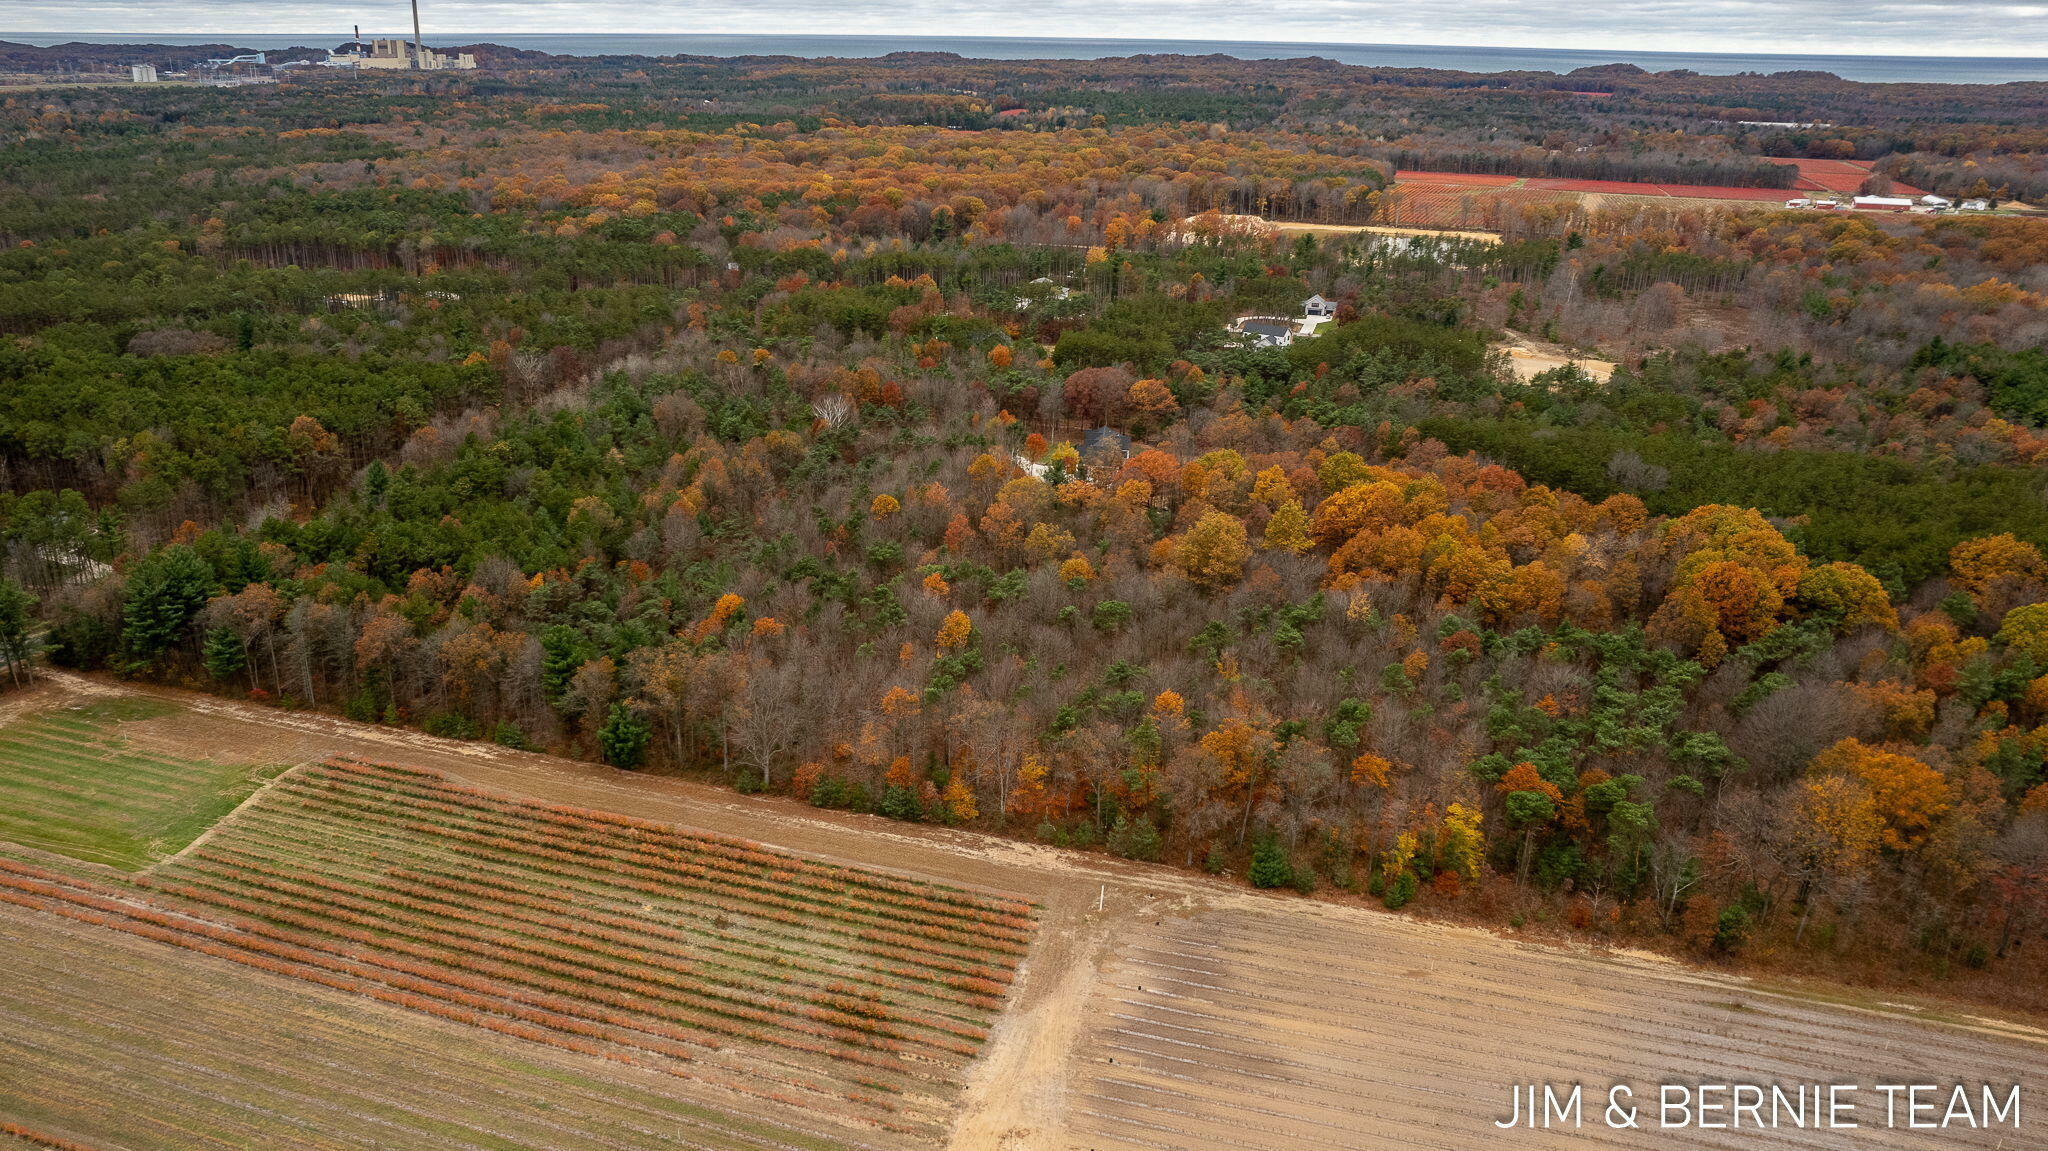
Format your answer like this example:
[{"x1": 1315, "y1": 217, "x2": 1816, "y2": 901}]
[{"x1": 0, "y1": 698, "x2": 287, "y2": 870}]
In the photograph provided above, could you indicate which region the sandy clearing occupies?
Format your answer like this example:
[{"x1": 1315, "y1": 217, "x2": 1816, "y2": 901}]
[
  {"x1": 1496, "y1": 330, "x2": 1617, "y2": 384},
  {"x1": 6, "y1": 673, "x2": 2047, "y2": 1150}
]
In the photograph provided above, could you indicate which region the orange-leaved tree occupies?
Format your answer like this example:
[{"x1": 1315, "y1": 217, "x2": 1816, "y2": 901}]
[{"x1": 1810, "y1": 738, "x2": 1953, "y2": 853}]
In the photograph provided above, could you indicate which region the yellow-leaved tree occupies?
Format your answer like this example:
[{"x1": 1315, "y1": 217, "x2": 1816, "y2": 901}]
[
  {"x1": 1176, "y1": 510, "x2": 1249, "y2": 589},
  {"x1": 936, "y1": 609, "x2": 973, "y2": 649}
]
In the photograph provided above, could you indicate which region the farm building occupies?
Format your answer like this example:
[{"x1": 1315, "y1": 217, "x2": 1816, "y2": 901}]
[{"x1": 1852, "y1": 196, "x2": 1915, "y2": 211}]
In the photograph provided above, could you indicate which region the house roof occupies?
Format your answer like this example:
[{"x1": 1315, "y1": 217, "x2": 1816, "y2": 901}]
[
  {"x1": 1082, "y1": 427, "x2": 1133, "y2": 454},
  {"x1": 1238, "y1": 319, "x2": 1294, "y2": 338}
]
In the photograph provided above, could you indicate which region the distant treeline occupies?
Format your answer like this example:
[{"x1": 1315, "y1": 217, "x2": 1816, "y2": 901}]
[{"x1": 1875, "y1": 152, "x2": 2048, "y2": 204}]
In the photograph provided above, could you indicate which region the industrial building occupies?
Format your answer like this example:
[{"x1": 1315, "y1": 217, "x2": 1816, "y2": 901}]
[
  {"x1": 325, "y1": 38, "x2": 476, "y2": 70},
  {"x1": 325, "y1": 4, "x2": 477, "y2": 71},
  {"x1": 128, "y1": 63, "x2": 158, "y2": 83}
]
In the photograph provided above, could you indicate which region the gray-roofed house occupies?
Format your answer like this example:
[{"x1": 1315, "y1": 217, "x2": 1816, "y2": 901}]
[{"x1": 1082, "y1": 427, "x2": 1133, "y2": 460}]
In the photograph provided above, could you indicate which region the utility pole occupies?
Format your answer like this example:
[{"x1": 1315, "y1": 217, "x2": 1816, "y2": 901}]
[{"x1": 410, "y1": 0, "x2": 426, "y2": 70}]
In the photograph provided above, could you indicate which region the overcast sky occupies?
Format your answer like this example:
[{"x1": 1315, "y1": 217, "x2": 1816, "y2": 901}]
[{"x1": 7, "y1": 0, "x2": 2048, "y2": 57}]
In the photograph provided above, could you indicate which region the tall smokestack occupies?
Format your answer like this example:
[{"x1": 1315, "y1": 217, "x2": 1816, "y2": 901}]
[{"x1": 411, "y1": 0, "x2": 425, "y2": 69}]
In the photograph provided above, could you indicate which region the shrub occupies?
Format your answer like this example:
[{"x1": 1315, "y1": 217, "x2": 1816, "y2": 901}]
[
  {"x1": 423, "y1": 713, "x2": 479, "y2": 740},
  {"x1": 879, "y1": 784, "x2": 923, "y2": 822},
  {"x1": 1106, "y1": 814, "x2": 1163, "y2": 862},
  {"x1": 1382, "y1": 870, "x2": 1419, "y2": 909},
  {"x1": 1247, "y1": 836, "x2": 1293, "y2": 889},
  {"x1": 597, "y1": 705, "x2": 651, "y2": 769},
  {"x1": 490, "y1": 721, "x2": 533, "y2": 751},
  {"x1": 809, "y1": 776, "x2": 871, "y2": 811}
]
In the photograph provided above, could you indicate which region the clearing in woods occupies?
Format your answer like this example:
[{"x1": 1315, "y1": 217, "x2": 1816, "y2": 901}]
[{"x1": 1, "y1": 674, "x2": 2046, "y2": 1150}]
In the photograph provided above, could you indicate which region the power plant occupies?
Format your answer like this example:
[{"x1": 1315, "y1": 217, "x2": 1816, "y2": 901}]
[{"x1": 324, "y1": 3, "x2": 478, "y2": 70}]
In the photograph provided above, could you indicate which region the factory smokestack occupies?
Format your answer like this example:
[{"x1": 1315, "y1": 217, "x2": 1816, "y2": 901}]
[{"x1": 411, "y1": 0, "x2": 425, "y2": 70}]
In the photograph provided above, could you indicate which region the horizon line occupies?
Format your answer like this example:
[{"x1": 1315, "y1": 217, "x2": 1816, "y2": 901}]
[{"x1": 6, "y1": 31, "x2": 2048, "y2": 64}]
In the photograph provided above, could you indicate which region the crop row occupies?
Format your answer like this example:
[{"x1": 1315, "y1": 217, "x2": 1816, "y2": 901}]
[
  {"x1": 0, "y1": 862, "x2": 688, "y2": 1066},
  {"x1": 179, "y1": 828, "x2": 997, "y2": 1041},
  {"x1": 308, "y1": 763, "x2": 1035, "y2": 944},
  {"x1": 0, "y1": 732, "x2": 214, "y2": 786},
  {"x1": 214, "y1": 805, "x2": 1008, "y2": 1017},
  {"x1": 224, "y1": 797, "x2": 1015, "y2": 1004},
  {"x1": 0, "y1": 935, "x2": 905, "y2": 1151},
  {"x1": 0, "y1": 860, "x2": 916, "y2": 1123},
  {"x1": 149, "y1": 854, "x2": 977, "y2": 1064},
  {"x1": 277, "y1": 770, "x2": 1025, "y2": 977},
  {"x1": 327, "y1": 759, "x2": 1035, "y2": 926},
  {"x1": 150, "y1": 864, "x2": 824, "y2": 1052},
  {"x1": 0, "y1": 1122, "x2": 97, "y2": 1151},
  {"x1": 0, "y1": 718, "x2": 201, "y2": 761}
]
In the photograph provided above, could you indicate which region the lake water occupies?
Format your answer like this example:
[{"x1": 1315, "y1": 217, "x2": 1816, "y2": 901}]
[{"x1": 7, "y1": 33, "x2": 2048, "y2": 84}]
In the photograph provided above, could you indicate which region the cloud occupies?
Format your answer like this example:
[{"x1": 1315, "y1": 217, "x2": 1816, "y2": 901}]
[{"x1": 6, "y1": 0, "x2": 2046, "y2": 57}]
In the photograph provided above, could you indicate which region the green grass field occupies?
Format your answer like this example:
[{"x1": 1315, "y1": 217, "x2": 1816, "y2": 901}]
[{"x1": 0, "y1": 699, "x2": 289, "y2": 870}]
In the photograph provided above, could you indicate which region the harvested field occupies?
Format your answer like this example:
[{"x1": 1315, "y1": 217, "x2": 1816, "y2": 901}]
[
  {"x1": 0, "y1": 697, "x2": 288, "y2": 869},
  {"x1": 1067, "y1": 906, "x2": 2046, "y2": 1150},
  {"x1": 2, "y1": 674, "x2": 2046, "y2": 1150}
]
